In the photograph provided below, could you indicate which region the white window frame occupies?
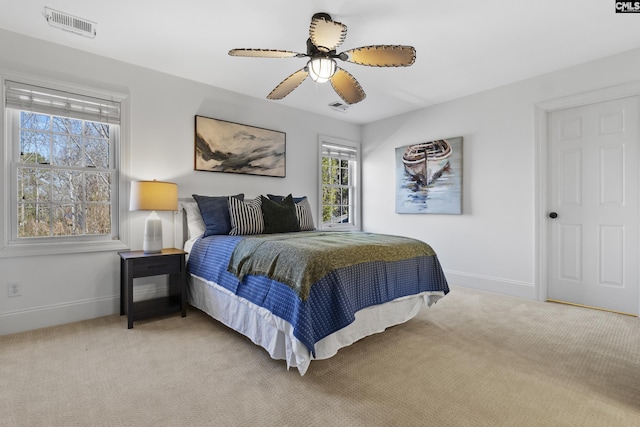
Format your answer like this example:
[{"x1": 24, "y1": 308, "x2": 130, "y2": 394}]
[
  {"x1": 0, "y1": 72, "x2": 130, "y2": 257},
  {"x1": 318, "y1": 135, "x2": 361, "y2": 231}
]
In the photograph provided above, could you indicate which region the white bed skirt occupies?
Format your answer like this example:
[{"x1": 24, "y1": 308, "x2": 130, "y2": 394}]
[{"x1": 187, "y1": 273, "x2": 444, "y2": 375}]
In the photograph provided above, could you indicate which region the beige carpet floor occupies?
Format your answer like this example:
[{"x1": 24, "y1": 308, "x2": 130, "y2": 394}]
[{"x1": 1, "y1": 286, "x2": 639, "y2": 427}]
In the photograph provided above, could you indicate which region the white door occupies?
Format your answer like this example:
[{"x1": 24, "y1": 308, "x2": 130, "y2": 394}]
[{"x1": 547, "y1": 95, "x2": 639, "y2": 315}]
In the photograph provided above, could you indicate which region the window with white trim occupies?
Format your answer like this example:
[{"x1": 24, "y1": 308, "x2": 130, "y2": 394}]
[
  {"x1": 3, "y1": 79, "x2": 123, "y2": 250},
  {"x1": 319, "y1": 136, "x2": 360, "y2": 230}
]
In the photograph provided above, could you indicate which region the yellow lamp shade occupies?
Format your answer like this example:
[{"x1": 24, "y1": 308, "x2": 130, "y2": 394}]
[{"x1": 129, "y1": 180, "x2": 178, "y2": 211}]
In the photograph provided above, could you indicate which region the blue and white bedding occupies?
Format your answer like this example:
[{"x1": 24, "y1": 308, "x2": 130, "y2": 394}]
[{"x1": 187, "y1": 231, "x2": 449, "y2": 373}]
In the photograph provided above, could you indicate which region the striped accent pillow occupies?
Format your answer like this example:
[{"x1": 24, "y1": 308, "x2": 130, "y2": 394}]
[
  {"x1": 295, "y1": 197, "x2": 315, "y2": 231},
  {"x1": 228, "y1": 197, "x2": 264, "y2": 235}
]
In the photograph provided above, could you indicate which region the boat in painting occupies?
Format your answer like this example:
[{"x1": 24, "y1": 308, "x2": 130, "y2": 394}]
[{"x1": 402, "y1": 139, "x2": 452, "y2": 186}]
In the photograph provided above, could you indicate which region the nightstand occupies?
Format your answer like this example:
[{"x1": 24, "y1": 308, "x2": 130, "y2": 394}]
[{"x1": 118, "y1": 248, "x2": 188, "y2": 329}]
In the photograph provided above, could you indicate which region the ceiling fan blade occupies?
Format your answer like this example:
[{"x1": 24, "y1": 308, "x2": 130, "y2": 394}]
[
  {"x1": 309, "y1": 14, "x2": 347, "y2": 52},
  {"x1": 267, "y1": 68, "x2": 309, "y2": 100},
  {"x1": 341, "y1": 45, "x2": 416, "y2": 67},
  {"x1": 229, "y1": 48, "x2": 304, "y2": 58},
  {"x1": 330, "y1": 68, "x2": 366, "y2": 105}
]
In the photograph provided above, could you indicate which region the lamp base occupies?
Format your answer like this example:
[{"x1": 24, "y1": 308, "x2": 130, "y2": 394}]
[{"x1": 143, "y1": 211, "x2": 163, "y2": 254}]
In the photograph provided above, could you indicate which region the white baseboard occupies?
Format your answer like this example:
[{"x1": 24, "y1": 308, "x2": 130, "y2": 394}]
[
  {"x1": 0, "y1": 296, "x2": 120, "y2": 336},
  {"x1": 0, "y1": 285, "x2": 169, "y2": 336},
  {"x1": 444, "y1": 270, "x2": 536, "y2": 300}
]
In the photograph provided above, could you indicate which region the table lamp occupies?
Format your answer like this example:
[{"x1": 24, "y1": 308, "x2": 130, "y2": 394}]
[{"x1": 129, "y1": 180, "x2": 178, "y2": 253}]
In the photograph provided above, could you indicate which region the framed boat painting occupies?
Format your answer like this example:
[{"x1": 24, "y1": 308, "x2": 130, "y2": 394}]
[
  {"x1": 395, "y1": 136, "x2": 462, "y2": 214},
  {"x1": 194, "y1": 115, "x2": 286, "y2": 177}
]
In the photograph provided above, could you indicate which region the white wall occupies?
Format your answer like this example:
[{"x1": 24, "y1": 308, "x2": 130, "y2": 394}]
[
  {"x1": 0, "y1": 29, "x2": 360, "y2": 335},
  {"x1": 361, "y1": 47, "x2": 640, "y2": 300}
]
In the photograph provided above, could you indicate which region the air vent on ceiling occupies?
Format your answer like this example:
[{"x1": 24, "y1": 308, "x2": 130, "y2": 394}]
[
  {"x1": 44, "y1": 7, "x2": 96, "y2": 38},
  {"x1": 329, "y1": 101, "x2": 349, "y2": 113}
]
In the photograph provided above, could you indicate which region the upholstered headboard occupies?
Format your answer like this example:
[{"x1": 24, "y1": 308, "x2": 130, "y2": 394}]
[{"x1": 173, "y1": 197, "x2": 197, "y2": 250}]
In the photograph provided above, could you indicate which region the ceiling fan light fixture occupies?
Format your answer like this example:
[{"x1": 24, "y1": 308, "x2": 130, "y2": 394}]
[{"x1": 308, "y1": 57, "x2": 336, "y2": 83}]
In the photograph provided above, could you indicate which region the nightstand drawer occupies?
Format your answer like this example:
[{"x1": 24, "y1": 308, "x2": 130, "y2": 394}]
[{"x1": 132, "y1": 255, "x2": 181, "y2": 277}]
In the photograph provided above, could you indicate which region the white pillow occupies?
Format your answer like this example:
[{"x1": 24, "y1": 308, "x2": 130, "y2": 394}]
[{"x1": 181, "y1": 201, "x2": 205, "y2": 239}]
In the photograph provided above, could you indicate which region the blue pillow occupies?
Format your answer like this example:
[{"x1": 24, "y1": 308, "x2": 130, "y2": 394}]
[{"x1": 192, "y1": 194, "x2": 244, "y2": 236}]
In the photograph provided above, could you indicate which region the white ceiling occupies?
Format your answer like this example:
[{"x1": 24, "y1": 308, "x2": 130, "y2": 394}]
[{"x1": 1, "y1": 1, "x2": 639, "y2": 124}]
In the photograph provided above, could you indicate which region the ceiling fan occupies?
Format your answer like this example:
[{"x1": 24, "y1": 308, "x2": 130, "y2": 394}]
[{"x1": 229, "y1": 12, "x2": 416, "y2": 105}]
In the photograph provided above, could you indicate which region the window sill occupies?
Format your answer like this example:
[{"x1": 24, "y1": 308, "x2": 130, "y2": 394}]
[{"x1": 0, "y1": 239, "x2": 129, "y2": 258}]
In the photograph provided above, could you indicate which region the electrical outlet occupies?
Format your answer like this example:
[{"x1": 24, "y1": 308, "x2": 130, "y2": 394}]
[{"x1": 8, "y1": 282, "x2": 21, "y2": 297}]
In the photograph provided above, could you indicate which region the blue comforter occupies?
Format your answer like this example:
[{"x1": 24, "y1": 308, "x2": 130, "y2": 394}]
[{"x1": 187, "y1": 232, "x2": 449, "y2": 355}]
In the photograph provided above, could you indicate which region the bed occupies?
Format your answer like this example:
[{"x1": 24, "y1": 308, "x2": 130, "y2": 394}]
[{"x1": 175, "y1": 194, "x2": 449, "y2": 375}]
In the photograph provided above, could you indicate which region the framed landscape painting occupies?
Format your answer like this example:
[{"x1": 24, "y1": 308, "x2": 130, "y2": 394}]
[
  {"x1": 195, "y1": 115, "x2": 286, "y2": 177},
  {"x1": 395, "y1": 136, "x2": 463, "y2": 214}
]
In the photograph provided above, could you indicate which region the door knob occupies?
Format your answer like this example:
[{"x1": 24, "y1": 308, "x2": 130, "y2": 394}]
[{"x1": 549, "y1": 212, "x2": 558, "y2": 219}]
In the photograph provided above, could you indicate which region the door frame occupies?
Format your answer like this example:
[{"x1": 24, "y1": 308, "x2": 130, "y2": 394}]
[{"x1": 534, "y1": 81, "x2": 640, "y2": 311}]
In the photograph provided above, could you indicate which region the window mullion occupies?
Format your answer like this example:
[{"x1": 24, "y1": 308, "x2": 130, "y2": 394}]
[
  {"x1": 82, "y1": 170, "x2": 87, "y2": 235},
  {"x1": 47, "y1": 114, "x2": 53, "y2": 237}
]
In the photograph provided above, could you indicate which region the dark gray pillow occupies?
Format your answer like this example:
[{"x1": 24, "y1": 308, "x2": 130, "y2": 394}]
[
  {"x1": 267, "y1": 194, "x2": 315, "y2": 231},
  {"x1": 260, "y1": 194, "x2": 300, "y2": 234},
  {"x1": 192, "y1": 193, "x2": 244, "y2": 236},
  {"x1": 267, "y1": 194, "x2": 307, "y2": 203}
]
